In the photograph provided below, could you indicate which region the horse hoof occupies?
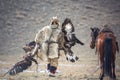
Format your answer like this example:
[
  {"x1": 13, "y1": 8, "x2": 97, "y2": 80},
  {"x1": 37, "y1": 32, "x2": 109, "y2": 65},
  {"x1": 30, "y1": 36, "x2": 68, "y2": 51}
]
[
  {"x1": 99, "y1": 77, "x2": 103, "y2": 80},
  {"x1": 113, "y1": 74, "x2": 116, "y2": 79},
  {"x1": 111, "y1": 74, "x2": 116, "y2": 79},
  {"x1": 99, "y1": 74, "x2": 104, "y2": 80}
]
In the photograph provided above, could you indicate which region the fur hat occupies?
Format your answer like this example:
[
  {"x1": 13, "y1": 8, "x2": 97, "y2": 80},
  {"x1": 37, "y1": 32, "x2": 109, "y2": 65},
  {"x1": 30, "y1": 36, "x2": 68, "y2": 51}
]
[{"x1": 50, "y1": 16, "x2": 60, "y2": 27}]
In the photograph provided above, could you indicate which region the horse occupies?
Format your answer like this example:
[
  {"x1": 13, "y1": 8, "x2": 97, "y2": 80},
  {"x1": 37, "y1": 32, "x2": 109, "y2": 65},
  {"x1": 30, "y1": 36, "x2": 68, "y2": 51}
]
[{"x1": 90, "y1": 27, "x2": 118, "y2": 80}]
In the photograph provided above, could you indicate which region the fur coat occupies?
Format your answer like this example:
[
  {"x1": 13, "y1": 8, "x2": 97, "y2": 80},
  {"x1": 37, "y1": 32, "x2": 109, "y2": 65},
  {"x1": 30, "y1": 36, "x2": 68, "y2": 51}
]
[{"x1": 34, "y1": 25, "x2": 62, "y2": 59}]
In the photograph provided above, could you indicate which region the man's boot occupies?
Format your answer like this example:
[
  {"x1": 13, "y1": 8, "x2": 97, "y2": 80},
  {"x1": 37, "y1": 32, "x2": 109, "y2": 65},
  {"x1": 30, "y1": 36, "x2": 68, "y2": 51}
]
[{"x1": 49, "y1": 66, "x2": 57, "y2": 77}]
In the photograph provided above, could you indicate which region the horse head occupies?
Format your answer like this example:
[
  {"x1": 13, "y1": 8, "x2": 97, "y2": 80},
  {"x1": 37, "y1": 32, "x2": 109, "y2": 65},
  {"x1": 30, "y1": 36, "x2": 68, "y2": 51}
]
[{"x1": 90, "y1": 27, "x2": 100, "y2": 49}]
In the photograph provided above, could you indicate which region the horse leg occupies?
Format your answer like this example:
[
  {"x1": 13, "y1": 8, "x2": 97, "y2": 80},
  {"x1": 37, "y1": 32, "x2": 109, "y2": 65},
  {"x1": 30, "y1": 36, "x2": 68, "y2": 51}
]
[
  {"x1": 116, "y1": 42, "x2": 119, "y2": 52},
  {"x1": 99, "y1": 55, "x2": 104, "y2": 80},
  {"x1": 112, "y1": 62, "x2": 116, "y2": 79},
  {"x1": 99, "y1": 65, "x2": 104, "y2": 80},
  {"x1": 112, "y1": 57, "x2": 116, "y2": 79}
]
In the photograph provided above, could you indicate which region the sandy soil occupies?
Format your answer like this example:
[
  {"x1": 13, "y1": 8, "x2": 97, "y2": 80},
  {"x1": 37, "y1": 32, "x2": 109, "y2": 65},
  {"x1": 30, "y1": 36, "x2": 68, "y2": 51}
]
[{"x1": 0, "y1": 0, "x2": 120, "y2": 80}]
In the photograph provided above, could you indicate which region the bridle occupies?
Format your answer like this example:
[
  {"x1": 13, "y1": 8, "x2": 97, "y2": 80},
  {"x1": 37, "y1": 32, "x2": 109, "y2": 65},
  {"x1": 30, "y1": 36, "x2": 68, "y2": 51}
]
[{"x1": 90, "y1": 27, "x2": 100, "y2": 49}]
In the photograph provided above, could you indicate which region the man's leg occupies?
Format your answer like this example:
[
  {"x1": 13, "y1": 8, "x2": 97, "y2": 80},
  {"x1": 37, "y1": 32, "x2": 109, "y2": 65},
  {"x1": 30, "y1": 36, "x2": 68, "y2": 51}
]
[
  {"x1": 48, "y1": 58, "x2": 58, "y2": 77},
  {"x1": 47, "y1": 58, "x2": 51, "y2": 71}
]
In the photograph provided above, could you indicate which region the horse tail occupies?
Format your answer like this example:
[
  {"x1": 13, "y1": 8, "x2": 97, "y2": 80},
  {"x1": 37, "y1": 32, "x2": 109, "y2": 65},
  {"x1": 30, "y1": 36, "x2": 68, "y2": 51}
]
[{"x1": 104, "y1": 37, "x2": 112, "y2": 76}]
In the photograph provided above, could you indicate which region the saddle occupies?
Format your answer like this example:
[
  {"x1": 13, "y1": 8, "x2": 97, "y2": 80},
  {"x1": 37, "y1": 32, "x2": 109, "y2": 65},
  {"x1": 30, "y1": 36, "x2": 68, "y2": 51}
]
[
  {"x1": 98, "y1": 29, "x2": 119, "y2": 53},
  {"x1": 99, "y1": 28, "x2": 114, "y2": 34}
]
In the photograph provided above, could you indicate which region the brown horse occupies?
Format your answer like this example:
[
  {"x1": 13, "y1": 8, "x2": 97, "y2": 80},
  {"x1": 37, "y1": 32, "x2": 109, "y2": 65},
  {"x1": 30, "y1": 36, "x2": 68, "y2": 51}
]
[{"x1": 90, "y1": 27, "x2": 118, "y2": 80}]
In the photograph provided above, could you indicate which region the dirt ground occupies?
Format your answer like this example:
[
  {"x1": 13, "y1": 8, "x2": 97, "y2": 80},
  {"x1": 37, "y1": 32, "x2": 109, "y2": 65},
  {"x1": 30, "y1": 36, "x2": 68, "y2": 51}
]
[
  {"x1": 0, "y1": 51, "x2": 120, "y2": 80},
  {"x1": 0, "y1": 0, "x2": 120, "y2": 80}
]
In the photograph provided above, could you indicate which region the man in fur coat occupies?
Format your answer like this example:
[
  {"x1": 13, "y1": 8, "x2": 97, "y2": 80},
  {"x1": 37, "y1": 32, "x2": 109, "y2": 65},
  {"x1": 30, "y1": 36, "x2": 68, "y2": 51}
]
[{"x1": 32, "y1": 16, "x2": 61, "y2": 77}]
